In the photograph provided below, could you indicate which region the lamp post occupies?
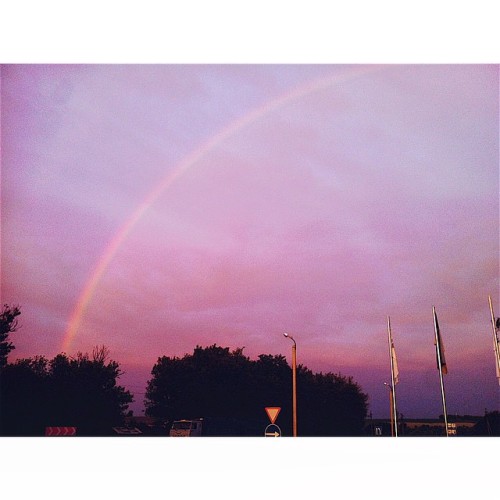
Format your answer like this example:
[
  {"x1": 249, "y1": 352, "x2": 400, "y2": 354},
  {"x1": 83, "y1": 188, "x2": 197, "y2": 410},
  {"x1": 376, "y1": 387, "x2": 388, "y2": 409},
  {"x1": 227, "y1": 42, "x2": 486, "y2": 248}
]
[{"x1": 283, "y1": 332, "x2": 297, "y2": 437}]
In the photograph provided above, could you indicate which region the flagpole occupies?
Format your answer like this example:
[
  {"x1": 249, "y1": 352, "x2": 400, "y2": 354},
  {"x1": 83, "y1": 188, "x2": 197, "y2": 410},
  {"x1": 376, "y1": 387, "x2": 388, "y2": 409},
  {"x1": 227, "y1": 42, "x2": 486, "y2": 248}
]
[
  {"x1": 387, "y1": 316, "x2": 398, "y2": 437},
  {"x1": 433, "y1": 306, "x2": 449, "y2": 437},
  {"x1": 384, "y1": 382, "x2": 395, "y2": 436},
  {"x1": 487, "y1": 295, "x2": 500, "y2": 385}
]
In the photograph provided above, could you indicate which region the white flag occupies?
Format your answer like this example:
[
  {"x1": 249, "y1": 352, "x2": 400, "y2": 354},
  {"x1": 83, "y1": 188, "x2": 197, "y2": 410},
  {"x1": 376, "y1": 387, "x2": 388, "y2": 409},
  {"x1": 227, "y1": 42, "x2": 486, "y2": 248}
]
[
  {"x1": 387, "y1": 317, "x2": 399, "y2": 385},
  {"x1": 391, "y1": 339, "x2": 399, "y2": 385}
]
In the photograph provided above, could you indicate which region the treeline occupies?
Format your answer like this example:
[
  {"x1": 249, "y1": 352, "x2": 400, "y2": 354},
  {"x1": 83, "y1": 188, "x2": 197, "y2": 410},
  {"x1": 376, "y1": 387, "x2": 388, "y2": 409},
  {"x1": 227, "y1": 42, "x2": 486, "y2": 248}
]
[
  {"x1": 144, "y1": 344, "x2": 369, "y2": 436},
  {"x1": 1, "y1": 304, "x2": 369, "y2": 436},
  {"x1": 0, "y1": 348, "x2": 133, "y2": 436},
  {"x1": 0, "y1": 305, "x2": 133, "y2": 436}
]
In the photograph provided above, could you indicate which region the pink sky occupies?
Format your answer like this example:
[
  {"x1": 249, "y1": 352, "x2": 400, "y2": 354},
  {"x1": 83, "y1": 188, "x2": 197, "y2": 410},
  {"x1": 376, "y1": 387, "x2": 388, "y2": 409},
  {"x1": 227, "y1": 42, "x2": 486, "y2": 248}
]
[{"x1": 1, "y1": 64, "x2": 498, "y2": 418}]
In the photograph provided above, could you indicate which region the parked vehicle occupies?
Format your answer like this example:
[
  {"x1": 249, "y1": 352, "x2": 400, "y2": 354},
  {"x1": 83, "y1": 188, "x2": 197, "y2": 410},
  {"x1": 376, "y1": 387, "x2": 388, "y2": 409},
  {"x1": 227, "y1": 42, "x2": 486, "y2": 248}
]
[
  {"x1": 169, "y1": 419, "x2": 203, "y2": 437},
  {"x1": 169, "y1": 417, "x2": 261, "y2": 436}
]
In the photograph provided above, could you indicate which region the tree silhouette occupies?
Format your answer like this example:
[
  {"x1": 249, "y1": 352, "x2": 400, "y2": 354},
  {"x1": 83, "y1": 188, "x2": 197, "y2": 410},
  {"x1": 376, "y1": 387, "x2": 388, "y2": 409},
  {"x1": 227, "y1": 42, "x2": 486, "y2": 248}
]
[
  {"x1": 0, "y1": 356, "x2": 49, "y2": 435},
  {"x1": 0, "y1": 346, "x2": 133, "y2": 436},
  {"x1": 145, "y1": 345, "x2": 256, "y2": 425},
  {"x1": 144, "y1": 344, "x2": 368, "y2": 436},
  {"x1": 46, "y1": 347, "x2": 133, "y2": 435},
  {"x1": 0, "y1": 304, "x2": 21, "y2": 369}
]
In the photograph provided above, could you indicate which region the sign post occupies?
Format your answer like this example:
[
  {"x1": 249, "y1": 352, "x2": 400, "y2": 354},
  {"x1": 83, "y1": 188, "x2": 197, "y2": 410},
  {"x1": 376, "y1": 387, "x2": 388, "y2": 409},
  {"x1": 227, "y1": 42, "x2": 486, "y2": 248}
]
[
  {"x1": 265, "y1": 407, "x2": 281, "y2": 424},
  {"x1": 264, "y1": 407, "x2": 281, "y2": 437},
  {"x1": 264, "y1": 423, "x2": 281, "y2": 437}
]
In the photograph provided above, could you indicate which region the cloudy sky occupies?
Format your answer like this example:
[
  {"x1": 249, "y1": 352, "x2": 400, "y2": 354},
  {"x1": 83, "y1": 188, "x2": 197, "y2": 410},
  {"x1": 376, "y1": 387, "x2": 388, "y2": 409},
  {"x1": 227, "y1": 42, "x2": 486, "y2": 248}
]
[{"x1": 2, "y1": 64, "x2": 498, "y2": 418}]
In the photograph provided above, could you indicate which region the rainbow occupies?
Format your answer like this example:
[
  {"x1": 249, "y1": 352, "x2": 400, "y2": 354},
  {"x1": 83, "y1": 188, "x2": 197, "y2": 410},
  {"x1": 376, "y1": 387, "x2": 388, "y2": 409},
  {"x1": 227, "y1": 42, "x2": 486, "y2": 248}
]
[{"x1": 62, "y1": 65, "x2": 380, "y2": 352}]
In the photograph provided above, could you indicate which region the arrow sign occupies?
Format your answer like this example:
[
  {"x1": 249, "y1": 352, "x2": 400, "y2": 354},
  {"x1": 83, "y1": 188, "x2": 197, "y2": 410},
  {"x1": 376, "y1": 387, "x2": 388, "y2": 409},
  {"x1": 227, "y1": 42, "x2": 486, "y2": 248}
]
[
  {"x1": 264, "y1": 423, "x2": 281, "y2": 437},
  {"x1": 265, "y1": 407, "x2": 281, "y2": 424},
  {"x1": 45, "y1": 427, "x2": 77, "y2": 436}
]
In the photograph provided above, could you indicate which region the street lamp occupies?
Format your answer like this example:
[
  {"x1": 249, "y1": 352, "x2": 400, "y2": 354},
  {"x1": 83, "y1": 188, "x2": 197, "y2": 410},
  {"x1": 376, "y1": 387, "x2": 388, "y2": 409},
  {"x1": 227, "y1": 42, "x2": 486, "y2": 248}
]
[{"x1": 283, "y1": 332, "x2": 297, "y2": 437}]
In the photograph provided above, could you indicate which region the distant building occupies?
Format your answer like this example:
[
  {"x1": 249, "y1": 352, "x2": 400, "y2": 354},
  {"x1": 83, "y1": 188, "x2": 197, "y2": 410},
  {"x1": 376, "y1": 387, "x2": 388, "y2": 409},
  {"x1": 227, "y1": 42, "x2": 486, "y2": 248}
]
[{"x1": 364, "y1": 415, "x2": 484, "y2": 436}]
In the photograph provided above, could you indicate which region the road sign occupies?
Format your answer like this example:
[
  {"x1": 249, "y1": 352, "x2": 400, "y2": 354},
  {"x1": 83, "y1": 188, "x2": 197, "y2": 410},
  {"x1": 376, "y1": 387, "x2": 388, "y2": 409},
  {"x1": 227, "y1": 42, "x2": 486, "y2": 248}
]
[
  {"x1": 265, "y1": 406, "x2": 281, "y2": 424},
  {"x1": 45, "y1": 426, "x2": 77, "y2": 436},
  {"x1": 264, "y1": 423, "x2": 281, "y2": 437}
]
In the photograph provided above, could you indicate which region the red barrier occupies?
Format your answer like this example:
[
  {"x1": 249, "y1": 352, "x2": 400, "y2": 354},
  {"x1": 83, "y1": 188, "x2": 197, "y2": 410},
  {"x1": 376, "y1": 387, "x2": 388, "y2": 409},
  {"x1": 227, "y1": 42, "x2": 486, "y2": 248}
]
[{"x1": 45, "y1": 426, "x2": 77, "y2": 436}]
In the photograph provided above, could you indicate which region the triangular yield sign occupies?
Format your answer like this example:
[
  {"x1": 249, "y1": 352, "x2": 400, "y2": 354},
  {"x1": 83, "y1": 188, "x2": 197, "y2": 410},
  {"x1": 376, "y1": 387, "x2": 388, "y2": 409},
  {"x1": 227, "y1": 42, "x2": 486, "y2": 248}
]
[{"x1": 265, "y1": 407, "x2": 281, "y2": 424}]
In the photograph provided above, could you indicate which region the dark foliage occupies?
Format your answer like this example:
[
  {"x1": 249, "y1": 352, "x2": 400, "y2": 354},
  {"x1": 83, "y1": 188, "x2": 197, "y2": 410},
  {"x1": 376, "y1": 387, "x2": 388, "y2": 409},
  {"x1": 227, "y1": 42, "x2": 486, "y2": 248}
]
[
  {"x1": 0, "y1": 356, "x2": 49, "y2": 435},
  {"x1": 0, "y1": 345, "x2": 133, "y2": 436},
  {"x1": 145, "y1": 344, "x2": 368, "y2": 436},
  {"x1": 473, "y1": 411, "x2": 500, "y2": 436},
  {"x1": 0, "y1": 304, "x2": 21, "y2": 369}
]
